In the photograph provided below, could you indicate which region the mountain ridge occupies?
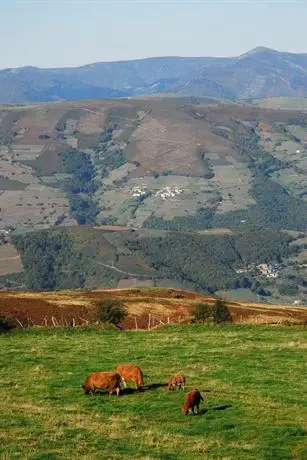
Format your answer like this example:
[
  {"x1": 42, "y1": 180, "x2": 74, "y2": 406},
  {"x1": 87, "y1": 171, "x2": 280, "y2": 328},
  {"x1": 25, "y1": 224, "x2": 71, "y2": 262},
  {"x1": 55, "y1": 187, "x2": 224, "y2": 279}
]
[{"x1": 2, "y1": 47, "x2": 307, "y2": 103}]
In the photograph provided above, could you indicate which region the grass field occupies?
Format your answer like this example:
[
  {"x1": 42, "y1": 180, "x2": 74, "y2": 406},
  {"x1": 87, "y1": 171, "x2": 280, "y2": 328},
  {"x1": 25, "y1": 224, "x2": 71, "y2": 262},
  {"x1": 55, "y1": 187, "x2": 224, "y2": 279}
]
[{"x1": 0, "y1": 325, "x2": 306, "y2": 459}]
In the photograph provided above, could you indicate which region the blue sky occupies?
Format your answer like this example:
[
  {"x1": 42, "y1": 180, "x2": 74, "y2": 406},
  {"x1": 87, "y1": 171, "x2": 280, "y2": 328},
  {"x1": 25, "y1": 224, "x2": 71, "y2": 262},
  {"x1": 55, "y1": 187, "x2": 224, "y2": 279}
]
[{"x1": 1, "y1": 0, "x2": 306, "y2": 69}]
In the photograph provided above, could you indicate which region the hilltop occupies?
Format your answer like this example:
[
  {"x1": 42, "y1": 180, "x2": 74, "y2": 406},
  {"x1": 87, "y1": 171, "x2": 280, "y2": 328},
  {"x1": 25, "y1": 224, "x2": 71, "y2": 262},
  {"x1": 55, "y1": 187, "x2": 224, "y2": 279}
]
[
  {"x1": 2, "y1": 47, "x2": 307, "y2": 103},
  {"x1": 1, "y1": 287, "x2": 306, "y2": 329}
]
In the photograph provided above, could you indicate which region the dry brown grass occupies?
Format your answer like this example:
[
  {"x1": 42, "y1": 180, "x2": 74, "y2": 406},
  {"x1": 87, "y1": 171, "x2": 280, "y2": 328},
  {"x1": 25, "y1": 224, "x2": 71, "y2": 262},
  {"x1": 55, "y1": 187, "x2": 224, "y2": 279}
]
[
  {"x1": 76, "y1": 111, "x2": 106, "y2": 134},
  {"x1": 0, "y1": 287, "x2": 306, "y2": 329}
]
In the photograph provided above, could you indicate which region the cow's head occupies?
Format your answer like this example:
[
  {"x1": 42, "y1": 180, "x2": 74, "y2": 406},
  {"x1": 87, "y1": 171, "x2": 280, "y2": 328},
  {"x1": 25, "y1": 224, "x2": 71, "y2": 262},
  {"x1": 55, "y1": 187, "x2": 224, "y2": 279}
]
[{"x1": 80, "y1": 384, "x2": 89, "y2": 394}]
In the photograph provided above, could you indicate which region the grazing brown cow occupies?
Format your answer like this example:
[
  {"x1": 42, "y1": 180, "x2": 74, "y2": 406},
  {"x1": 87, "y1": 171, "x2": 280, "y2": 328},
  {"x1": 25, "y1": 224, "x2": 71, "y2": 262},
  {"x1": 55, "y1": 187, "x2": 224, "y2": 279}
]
[
  {"x1": 116, "y1": 364, "x2": 144, "y2": 390},
  {"x1": 168, "y1": 373, "x2": 186, "y2": 391},
  {"x1": 81, "y1": 371, "x2": 121, "y2": 395},
  {"x1": 182, "y1": 389, "x2": 204, "y2": 415}
]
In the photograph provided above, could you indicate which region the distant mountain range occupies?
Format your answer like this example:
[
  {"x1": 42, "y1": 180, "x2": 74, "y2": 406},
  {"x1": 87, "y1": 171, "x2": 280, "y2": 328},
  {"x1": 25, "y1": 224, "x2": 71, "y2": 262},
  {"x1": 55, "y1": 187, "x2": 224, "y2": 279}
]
[{"x1": 1, "y1": 47, "x2": 307, "y2": 103}]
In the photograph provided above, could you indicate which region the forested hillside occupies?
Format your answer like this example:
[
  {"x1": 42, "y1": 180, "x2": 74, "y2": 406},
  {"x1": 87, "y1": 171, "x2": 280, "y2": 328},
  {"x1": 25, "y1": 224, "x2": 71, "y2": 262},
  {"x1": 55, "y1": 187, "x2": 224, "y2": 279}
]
[{"x1": 8, "y1": 225, "x2": 305, "y2": 305}]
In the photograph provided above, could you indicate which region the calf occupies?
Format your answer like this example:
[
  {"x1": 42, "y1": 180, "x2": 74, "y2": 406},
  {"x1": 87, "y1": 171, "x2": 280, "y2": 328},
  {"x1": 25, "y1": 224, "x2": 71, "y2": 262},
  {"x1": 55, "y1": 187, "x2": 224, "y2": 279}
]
[
  {"x1": 182, "y1": 389, "x2": 204, "y2": 415},
  {"x1": 116, "y1": 364, "x2": 144, "y2": 390},
  {"x1": 81, "y1": 371, "x2": 121, "y2": 396},
  {"x1": 168, "y1": 373, "x2": 186, "y2": 391}
]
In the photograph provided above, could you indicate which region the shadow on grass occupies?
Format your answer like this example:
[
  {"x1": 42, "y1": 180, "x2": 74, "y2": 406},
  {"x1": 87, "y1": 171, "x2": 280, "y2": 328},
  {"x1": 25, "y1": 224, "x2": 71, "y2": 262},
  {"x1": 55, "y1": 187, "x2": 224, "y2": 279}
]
[
  {"x1": 84, "y1": 382, "x2": 168, "y2": 396},
  {"x1": 121, "y1": 382, "x2": 168, "y2": 395},
  {"x1": 200, "y1": 404, "x2": 232, "y2": 415},
  {"x1": 212, "y1": 404, "x2": 232, "y2": 411}
]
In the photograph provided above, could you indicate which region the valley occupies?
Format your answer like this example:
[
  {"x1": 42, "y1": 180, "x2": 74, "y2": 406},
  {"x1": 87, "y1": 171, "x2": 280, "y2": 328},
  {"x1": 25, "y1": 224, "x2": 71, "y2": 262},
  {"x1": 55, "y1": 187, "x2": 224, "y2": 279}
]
[{"x1": 0, "y1": 96, "x2": 306, "y2": 304}]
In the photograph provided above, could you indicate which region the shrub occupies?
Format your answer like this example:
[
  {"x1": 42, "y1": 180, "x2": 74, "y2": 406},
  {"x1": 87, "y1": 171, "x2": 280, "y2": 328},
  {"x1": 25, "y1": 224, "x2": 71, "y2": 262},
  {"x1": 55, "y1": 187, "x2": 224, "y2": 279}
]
[
  {"x1": 96, "y1": 299, "x2": 127, "y2": 327},
  {"x1": 212, "y1": 298, "x2": 232, "y2": 324},
  {"x1": 191, "y1": 302, "x2": 212, "y2": 323},
  {"x1": 0, "y1": 315, "x2": 16, "y2": 333},
  {"x1": 278, "y1": 282, "x2": 299, "y2": 296}
]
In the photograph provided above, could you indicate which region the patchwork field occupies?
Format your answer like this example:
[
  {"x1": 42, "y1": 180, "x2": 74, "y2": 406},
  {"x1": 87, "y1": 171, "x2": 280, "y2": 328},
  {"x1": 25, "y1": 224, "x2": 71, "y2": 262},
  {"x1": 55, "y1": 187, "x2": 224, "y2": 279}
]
[
  {"x1": 0, "y1": 97, "x2": 306, "y2": 230},
  {"x1": 0, "y1": 325, "x2": 306, "y2": 459},
  {"x1": 0, "y1": 184, "x2": 73, "y2": 229},
  {"x1": 96, "y1": 175, "x2": 221, "y2": 227}
]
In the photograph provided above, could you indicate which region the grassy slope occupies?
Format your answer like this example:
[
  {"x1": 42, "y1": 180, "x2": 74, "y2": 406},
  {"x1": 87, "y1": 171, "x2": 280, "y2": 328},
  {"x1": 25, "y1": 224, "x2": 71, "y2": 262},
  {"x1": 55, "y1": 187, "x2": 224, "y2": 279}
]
[
  {"x1": 1, "y1": 288, "x2": 306, "y2": 328},
  {"x1": 0, "y1": 325, "x2": 306, "y2": 459}
]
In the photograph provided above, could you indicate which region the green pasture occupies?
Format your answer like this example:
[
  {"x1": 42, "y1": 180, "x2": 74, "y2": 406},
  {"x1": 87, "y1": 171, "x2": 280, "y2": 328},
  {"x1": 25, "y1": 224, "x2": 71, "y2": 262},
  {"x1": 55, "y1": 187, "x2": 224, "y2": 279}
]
[{"x1": 0, "y1": 325, "x2": 306, "y2": 459}]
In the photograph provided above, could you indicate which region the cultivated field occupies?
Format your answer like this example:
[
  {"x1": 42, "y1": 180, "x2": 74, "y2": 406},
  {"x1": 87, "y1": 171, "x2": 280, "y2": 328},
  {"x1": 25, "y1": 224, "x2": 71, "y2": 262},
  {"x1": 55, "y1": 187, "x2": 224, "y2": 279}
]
[
  {"x1": 0, "y1": 325, "x2": 306, "y2": 459},
  {"x1": 1, "y1": 98, "x2": 306, "y2": 229}
]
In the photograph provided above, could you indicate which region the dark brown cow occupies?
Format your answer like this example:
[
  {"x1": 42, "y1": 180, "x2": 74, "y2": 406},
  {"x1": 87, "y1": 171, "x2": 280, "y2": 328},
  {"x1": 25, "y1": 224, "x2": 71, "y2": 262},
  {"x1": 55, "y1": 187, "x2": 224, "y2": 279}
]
[
  {"x1": 116, "y1": 364, "x2": 144, "y2": 390},
  {"x1": 168, "y1": 373, "x2": 186, "y2": 391},
  {"x1": 81, "y1": 371, "x2": 121, "y2": 395},
  {"x1": 182, "y1": 389, "x2": 204, "y2": 415}
]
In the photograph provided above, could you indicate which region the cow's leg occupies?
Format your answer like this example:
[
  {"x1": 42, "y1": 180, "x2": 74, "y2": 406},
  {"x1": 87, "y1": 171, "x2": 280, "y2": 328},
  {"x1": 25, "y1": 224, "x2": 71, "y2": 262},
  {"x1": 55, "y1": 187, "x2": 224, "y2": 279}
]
[
  {"x1": 192, "y1": 406, "x2": 195, "y2": 415},
  {"x1": 116, "y1": 386, "x2": 120, "y2": 396},
  {"x1": 196, "y1": 404, "x2": 200, "y2": 414}
]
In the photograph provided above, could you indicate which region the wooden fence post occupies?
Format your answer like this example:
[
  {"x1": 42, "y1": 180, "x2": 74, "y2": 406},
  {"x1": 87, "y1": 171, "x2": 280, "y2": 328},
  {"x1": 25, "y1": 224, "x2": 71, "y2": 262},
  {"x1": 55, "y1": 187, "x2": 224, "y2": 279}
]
[
  {"x1": 148, "y1": 313, "x2": 151, "y2": 330},
  {"x1": 51, "y1": 317, "x2": 58, "y2": 328}
]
